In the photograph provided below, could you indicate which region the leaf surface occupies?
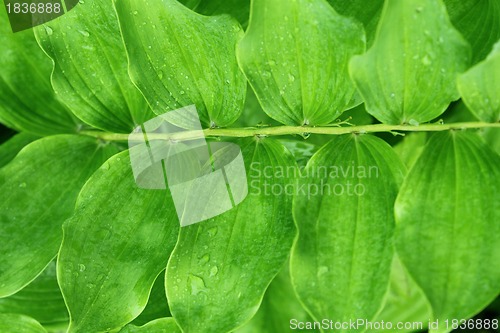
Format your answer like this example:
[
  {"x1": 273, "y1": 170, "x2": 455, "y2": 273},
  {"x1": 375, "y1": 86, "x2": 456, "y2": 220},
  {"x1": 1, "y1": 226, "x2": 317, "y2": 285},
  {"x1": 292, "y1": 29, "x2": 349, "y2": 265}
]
[
  {"x1": 58, "y1": 150, "x2": 179, "y2": 333},
  {"x1": 395, "y1": 132, "x2": 500, "y2": 332},
  {"x1": 166, "y1": 138, "x2": 297, "y2": 333},
  {"x1": 458, "y1": 41, "x2": 500, "y2": 122},
  {"x1": 114, "y1": 0, "x2": 246, "y2": 127},
  {"x1": 0, "y1": 314, "x2": 47, "y2": 333},
  {"x1": 238, "y1": 0, "x2": 365, "y2": 126},
  {"x1": 35, "y1": 0, "x2": 152, "y2": 133},
  {"x1": 119, "y1": 318, "x2": 181, "y2": 333},
  {"x1": 444, "y1": 0, "x2": 500, "y2": 64},
  {"x1": 291, "y1": 134, "x2": 406, "y2": 331},
  {"x1": 327, "y1": 0, "x2": 384, "y2": 47},
  {"x1": 349, "y1": 0, "x2": 470, "y2": 124},
  {"x1": 236, "y1": 263, "x2": 318, "y2": 333},
  {"x1": 0, "y1": 135, "x2": 119, "y2": 297},
  {"x1": 0, "y1": 133, "x2": 39, "y2": 168},
  {"x1": 0, "y1": 261, "x2": 68, "y2": 330},
  {"x1": 0, "y1": 6, "x2": 77, "y2": 136}
]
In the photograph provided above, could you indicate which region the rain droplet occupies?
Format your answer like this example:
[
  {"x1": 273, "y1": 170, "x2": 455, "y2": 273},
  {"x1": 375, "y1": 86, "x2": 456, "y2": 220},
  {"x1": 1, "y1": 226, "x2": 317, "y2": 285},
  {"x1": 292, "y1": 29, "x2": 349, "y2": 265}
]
[
  {"x1": 180, "y1": 90, "x2": 185, "y2": 95},
  {"x1": 409, "y1": 119, "x2": 419, "y2": 126},
  {"x1": 390, "y1": 93, "x2": 395, "y2": 98},
  {"x1": 421, "y1": 55, "x2": 431, "y2": 66},
  {"x1": 210, "y1": 266, "x2": 219, "y2": 277},
  {"x1": 133, "y1": 10, "x2": 138, "y2": 15},
  {"x1": 78, "y1": 264, "x2": 86, "y2": 272},
  {"x1": 19, "y1": 182, "x2": 27, "y2": 188},
  {"x1": 188, "y1": 274, "x2": 206, "y2": 295},
  {"x1": 318, "y1": 266, "x2": 329, "y2": 276},
  {"x1": 78, "y1": 0, "x2": 84, "y2": 3},
  {"x1": 199, "y1": 254, "x2": 210, "y2": 264},
  {"x1": 225, "y1": 79, "x2": 230, "y2": 84},
  {"x1": 207, "y1": 227, "x2": 218, "y2": 237},
  {"x1": 288, "y1": 74, "x2": 295, "y2": 83},
  {"x1": 78, "y1": 30, "x2": 90, "y2": 37},
  {"x1": 45, "y1": 26, "x2": 53, "y2": 36},
  {"x1": 157, "y1": 71, "x2": 164, "y2": 79}
]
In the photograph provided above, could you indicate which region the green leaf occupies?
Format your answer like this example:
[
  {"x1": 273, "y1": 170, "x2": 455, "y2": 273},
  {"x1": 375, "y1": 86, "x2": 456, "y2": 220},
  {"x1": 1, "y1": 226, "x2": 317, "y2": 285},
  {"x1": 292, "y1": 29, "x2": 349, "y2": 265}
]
[
  {"x1": 114, "y1": 0, "x2": 246, "y2": 128},
  {"x1": 0, "y1": 7, "x2": 77, "y2": 136},
  {"x1": 0, "y1": 261, "x2": 68, "y2": 330},
  {"x1": 236, "y1": 262, "x2": 318, "y2": 333},
  {"x1": 395, "y1": 131, "x2": 500, "y2": 332},
  {"x1": 237, "y1": 0, "x2": 365, "y2": 126},
  {"x1": 132, "y1": 271, "x2": 170, "y2": 326},
  {"x1": 0, "y1": 135, "x2": 119, "y2": 297},
  {"x1": 349, "y1": 0, "x2": 470, "y2": 125},
  {"x1": 0, "y1": 133, "x2": 39, "y2": 169},
  {"x1": 119, "y1": 318, "x2": 181, "y2": 333},
  {"x1": 393, "y1": 133, "x2": 427, "y2": 169},
  {"x1": 444, "y1": 0, "x2": 500, "y2": 64},
  {"x1": 291, "y1": 134, "x2": 406, "y2": 330},
  {"x1": 58, "y1": 150, "x2": 180, "y2": 333},
  {"x1": 0, "y1": 314, "x2": 47, "y2": 333},
  {"x1": 367, "y1": 256, "x2": 431, "y2": 333},
  {"x1": 34, "y1": 0, "x2": 153, "y2": 133},
  {"x1": 182, "y1": 0, "x2": 251, "y2": 28},
  {"x1": 457, "y1": 41, "x2": 500, "y2": 122},
  {"x1": 327, "y1": 0, "x2": 384, "y2": 47},
  {"x1": 166, "y1": 138, "x2": 297, "y2": 333}
]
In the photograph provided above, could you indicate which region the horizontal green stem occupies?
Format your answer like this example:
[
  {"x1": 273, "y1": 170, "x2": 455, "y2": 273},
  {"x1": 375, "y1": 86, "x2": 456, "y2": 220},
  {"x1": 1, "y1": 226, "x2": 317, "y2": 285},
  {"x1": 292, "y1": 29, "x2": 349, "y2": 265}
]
[{"x1": 81, "y1": 121, "x2": 500, "y2": 142}]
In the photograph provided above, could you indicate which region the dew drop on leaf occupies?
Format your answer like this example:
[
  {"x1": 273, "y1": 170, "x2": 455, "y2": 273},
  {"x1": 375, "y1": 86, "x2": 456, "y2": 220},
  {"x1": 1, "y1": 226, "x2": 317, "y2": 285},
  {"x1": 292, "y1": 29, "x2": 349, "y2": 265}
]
[
  {"x1": 78, "y1": 264, "x2": 86, "y2": 272},
  {"x1": 210, "y1": 266, "x2": 219, "y2": 277},
  {"x1": 18, "y1": 182, "x2": 27, "y2": 188},
  {"x1": 78, "y1": 30, "x2": 90, "y2": 37},
  {"x1": 188, "y1": 274, "x2": 206, "y2": 295},
  {"x1": 207, "y1": 227, "x2": 218, "y2": 237},
  {"x1": 45, "y1": 26, "x2": 53, "y2": 36}
]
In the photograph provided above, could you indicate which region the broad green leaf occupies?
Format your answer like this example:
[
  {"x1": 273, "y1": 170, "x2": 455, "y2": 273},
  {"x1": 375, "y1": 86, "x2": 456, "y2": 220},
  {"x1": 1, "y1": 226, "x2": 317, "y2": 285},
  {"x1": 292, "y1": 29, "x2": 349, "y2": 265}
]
[
  {"x1": 0, "y1": 314, "x2": 47, "y2": 333},
  {"x1": 327, "y1": 0, "x2": 384, "y2": 47},
  {"x1": 120, "y1": 318, "x2": 181, "y2": 333},
  {"x1": 393, "y1": 133, "x2": 427, "y2": 169},
  {"x1": 166, "y1": 138, "x2": 297, "y2": 333},
  {"x1": 349, "y1": 0, "x2": 470, "y2": 125},
  {"x1": 35, "y1": 0, "x2": 153, "y2": 133},
  {"x1": 367, "y1": 257, "x2": 431, "y2": 333},
  {"x1": 444, "y1": 0, "x2": 500, "y2": 64},
  {"x1": 237, "y1": 0, "x2": 365, "y2": 126},
  {"x1": 458, "y1": 41, "x2": 500, "y2": 122},
  {"x1": 291, "y1": 134, "x2": 406, "y2": 331},
  {"x1": 0, "y1": 6, "x2": 77, "y2": 136},
  {"x1": 236, "y1": 262, "x2": 318, "y2": 333},
  {"x1": 114, "y1": 0, "x2": 246, "y2": 128},
  {"x1": 0, "y1": 133, "x2": 39, "y2": 168},
  {"x1": 0, "y1": 135, "x2": 119, "y2": 297},
  {"x1": 395, "y1": 132, "x2": 500, "y2": 333},
  {"x1": 181, "y1": 0, "x2": 251, "y2": 28},
  {"x1": 132, "y1": 271, "x2": 170, "y2": 326},
  {"x1": 58, "y1": 150, "x2": 180, "y2": 333},
  {"x1": 0, "y1": 261, "x2": 68, "y2": 330}
]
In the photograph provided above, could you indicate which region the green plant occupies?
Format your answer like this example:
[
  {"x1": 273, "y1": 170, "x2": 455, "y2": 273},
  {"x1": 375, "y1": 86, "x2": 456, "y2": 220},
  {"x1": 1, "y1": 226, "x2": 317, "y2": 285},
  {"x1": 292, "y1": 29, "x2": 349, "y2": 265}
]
[{"x1": 0, "y1": 0, "x2": 499, "y2": 332}]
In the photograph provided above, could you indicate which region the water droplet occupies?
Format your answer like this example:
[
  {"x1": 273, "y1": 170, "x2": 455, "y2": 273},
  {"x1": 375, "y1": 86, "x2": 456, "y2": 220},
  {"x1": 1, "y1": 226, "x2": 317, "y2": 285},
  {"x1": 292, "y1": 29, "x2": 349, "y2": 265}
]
[
  {"x1": 421, "y1": 55, "x2": 431, "y2": 66},
  {"x1": 148, "y1": 45, "x2": 152, "y2": 49},
  {"x1": 188, "y1": 274, "x2": 206, "y2": 295},
  {"x1": 409, "y1": 119, "x2": 419, "y2": 126},
  {"x1": 210, "y1": 266, "x2": 219, "y2": 277},
  {"x1": 78, "y1": 0, "x2": 84, "y2": 3},
  {"x1": 207, "y1": 227, "x2": 218, "y2": 237},
  {"x1": 415, "y1": 6, "x2": 423, "y2": 13},
  {"x1": 225, "y1": 79, "x2": 230, "y2": 84},
  {"x1": 102, "y1": 162, "x2": 110, "y2": 171},
  {"x1": 78, "y1": 264, "x2": 86, "y2": 272},
  {"x1": 318, "y1": 266, "x2": 329, "y2": 276},
  {"x1": 19, "y1": 182, "x2": 27, "y2": 188},
  {"x1": 301, "y1": 132, "x2": 311, "y2": 139},
  {"x1": 180, "y1": 90, "x2": 185, "y2": 95},
  {"x1": 157, "y1": 71, "x2": 164, "y2": 79},
  {"x1": 133, "y1": 10, "x2": 138, "y2": 15},
  {"x1": 87, "y1": 283, "x2": 96, "y2": 289},
  {"x1": 390, "y1": 93, "x2": 395, "y2": 98},
  {"x1": 262, "y1": 71, "x2": 272, "y2": 78},
  {"x1": 199, "y1": 254, "x2": 210, "y2": 264},
  {"x1": 288, "y1": 74, "x2": 295, "y2": 83},
  {"x1": 45, "y1": 26, "x2": 53, "y2": 36},
  {"x1": 79, "y1": 30, "x2": 90, "y2": 37}
]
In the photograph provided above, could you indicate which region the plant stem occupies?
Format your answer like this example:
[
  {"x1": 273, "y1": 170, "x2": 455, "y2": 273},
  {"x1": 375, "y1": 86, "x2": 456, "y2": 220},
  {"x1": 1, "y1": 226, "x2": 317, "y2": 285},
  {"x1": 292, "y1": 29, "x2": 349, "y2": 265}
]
[{"x1": 81, "y1": 121, "x2": 500, "y2": 142}]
